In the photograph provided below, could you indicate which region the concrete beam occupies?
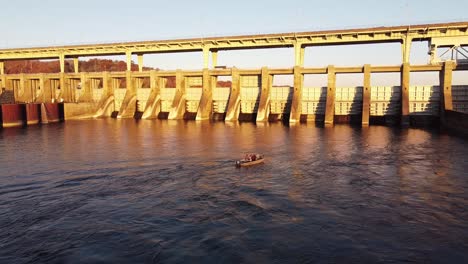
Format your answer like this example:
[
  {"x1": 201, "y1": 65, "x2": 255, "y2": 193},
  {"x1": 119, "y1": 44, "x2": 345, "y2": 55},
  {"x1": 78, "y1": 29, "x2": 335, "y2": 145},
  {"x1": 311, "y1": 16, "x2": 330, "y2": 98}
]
[
  {"x1": 256, "y1": 67, "x2": 271, "y2": 122},
  {"x1": 324, "y1": 65, "x2": 336, "y2": 125},
  {"x1": 440, "y1": 61, "x2": 454, "y2": 111},
  {"x1": 289, "y1": 66, "x2": 303, "y2": 123},
  {"x1": 400, "y1": 63, "x2": 410, "y2": 126},
  {"x1": 430, "y1": 36, "x2": 468, "y2": 47},
  {"x1": 0, "y1": 22, "x2": 467, "y2": 61},
  {"x1": 362, "y1": 64, "x2": 371, "y2": 125},
  {"x1": 225, "y1": 67, "x2": 241, "y2": 121},
  {"x1": 196, "y1": 68, "x2": 214, "y2": 120}
]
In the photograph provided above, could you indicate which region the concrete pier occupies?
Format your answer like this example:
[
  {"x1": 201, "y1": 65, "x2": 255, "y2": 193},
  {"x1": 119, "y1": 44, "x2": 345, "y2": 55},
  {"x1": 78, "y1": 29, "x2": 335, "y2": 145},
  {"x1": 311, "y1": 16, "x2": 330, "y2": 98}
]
[
  {"x1": 196, "y1": 68, "x2": 214, "y2": 120},
  {"x1": 289, "y1": 66, "x2": 303, "y2": 124},
  {"x1": 362, "y1": 64, "x2": 371, "y2": 125},
  {"x1": 324, "y1": 66, "x2": 336, "y2": 125},
  {"x1": 225, "y1": 68, "x2": 241, "y2": 121},
  {"x1": 256, "y1": 67, "x2": 271, "y2": 122},
  {"x1": 400, "y1": 63, "x2": 410, "y2": 126},
  {"x1": 168, "y1": 70, "x2": 186, "y2": 120}
]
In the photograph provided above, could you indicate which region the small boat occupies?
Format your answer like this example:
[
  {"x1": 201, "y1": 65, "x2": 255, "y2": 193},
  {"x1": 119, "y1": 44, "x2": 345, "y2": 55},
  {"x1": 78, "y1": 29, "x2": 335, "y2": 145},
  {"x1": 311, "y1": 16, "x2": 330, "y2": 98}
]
[{"x1": 235, "y1": 154, "x2": 264, "y2": 167}]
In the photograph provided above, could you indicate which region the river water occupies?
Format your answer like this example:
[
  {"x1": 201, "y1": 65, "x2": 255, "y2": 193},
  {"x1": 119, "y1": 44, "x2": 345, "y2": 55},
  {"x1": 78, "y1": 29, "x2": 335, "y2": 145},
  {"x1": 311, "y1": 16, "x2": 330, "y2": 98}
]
[{"x1": 0, "y1": 119, "x2": 467, "y2": 263}]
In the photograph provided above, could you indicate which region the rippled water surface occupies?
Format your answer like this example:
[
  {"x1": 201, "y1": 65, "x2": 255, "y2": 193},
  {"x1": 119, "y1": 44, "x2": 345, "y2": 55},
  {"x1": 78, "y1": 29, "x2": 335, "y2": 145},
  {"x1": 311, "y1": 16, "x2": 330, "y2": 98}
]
[{"x1": 0, "y1": 119, "x2": 467, "y2": 263}]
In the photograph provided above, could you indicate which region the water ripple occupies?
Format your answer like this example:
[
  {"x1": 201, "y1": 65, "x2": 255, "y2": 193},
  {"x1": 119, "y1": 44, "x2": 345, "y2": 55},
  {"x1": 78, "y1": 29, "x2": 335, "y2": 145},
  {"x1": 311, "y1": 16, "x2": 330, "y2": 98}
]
[{"x1": 0, "y1": 120, "x2": 467, "y2": 263}]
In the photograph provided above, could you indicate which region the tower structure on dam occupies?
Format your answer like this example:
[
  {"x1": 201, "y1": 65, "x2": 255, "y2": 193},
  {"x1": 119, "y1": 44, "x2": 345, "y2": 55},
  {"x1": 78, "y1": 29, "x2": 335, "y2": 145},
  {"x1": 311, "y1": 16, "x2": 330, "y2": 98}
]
[{"x1": 0, "y1": 22, "x2": 468, "y2": 127}]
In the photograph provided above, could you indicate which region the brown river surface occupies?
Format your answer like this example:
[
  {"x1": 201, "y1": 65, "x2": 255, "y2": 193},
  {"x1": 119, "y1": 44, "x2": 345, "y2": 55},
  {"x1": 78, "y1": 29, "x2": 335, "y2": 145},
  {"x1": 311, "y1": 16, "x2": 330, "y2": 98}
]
[{"x1": 0, "y1": 119, "x2": 467, "y2": 263}]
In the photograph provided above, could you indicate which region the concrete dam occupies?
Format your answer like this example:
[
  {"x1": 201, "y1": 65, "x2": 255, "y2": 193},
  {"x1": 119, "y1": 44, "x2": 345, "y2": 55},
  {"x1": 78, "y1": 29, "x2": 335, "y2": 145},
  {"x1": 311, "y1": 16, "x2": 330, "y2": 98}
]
[{"x1": 0, "y1": 21, "x2": 467, "y2": 132}]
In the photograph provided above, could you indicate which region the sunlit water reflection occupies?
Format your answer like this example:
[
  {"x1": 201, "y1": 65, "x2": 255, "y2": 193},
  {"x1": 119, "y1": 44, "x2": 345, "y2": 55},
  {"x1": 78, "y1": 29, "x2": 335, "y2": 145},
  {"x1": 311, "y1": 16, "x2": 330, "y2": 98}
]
[{"x1": 0, "y1": 119, "x2": 467, "y2": 263}]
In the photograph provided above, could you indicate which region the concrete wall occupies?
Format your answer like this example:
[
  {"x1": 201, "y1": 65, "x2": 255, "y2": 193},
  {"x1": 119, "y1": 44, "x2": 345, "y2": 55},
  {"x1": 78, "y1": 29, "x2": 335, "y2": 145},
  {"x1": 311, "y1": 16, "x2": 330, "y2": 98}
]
[
  {"x1": 0, "y1": 62, "x2": 467, "y2": 129},
  {"x1": 0, "y1": 103, "x2": 63, "y2": 127}
]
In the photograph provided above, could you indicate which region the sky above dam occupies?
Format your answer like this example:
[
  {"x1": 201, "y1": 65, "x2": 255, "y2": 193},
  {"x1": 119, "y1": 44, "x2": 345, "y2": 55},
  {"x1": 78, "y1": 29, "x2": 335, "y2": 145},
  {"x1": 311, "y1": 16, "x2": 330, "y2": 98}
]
[{"x1": 1, "y1": 0, "x2": 468, "y2": 85}]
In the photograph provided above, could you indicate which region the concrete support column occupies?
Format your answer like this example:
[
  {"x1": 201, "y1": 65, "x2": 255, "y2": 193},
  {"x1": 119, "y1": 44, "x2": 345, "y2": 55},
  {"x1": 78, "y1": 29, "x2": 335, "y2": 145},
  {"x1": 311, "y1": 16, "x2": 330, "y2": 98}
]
[
  {"x1": 73, "y1": 58, "x2": 79, "y2": 73},
  {"x1": 168, "y1": 70, "x2": 186, "y2": 119},
  {"x1": 256, "y1": 67, "x2": 272, "y2": 122},
  {"x1": 203, "y1": 47, "x2": 210, "y2": 69},
  {"x1": 18, "y1": 74, "x2": 27, "y2": 102},
  {"x1": 196, "y1": 68, "x2": 214, "y2": 120},
  {"x1": 429, "y1": 43, "x2": 438, "y2": 64},
  {"x1": 212, "y1": 50, "x2": 218, "y2": 68},
  {"x1": 400, "y1": 63, "x2": 410, "y2": 126},
  {"x1": 142, "y1": 70, "x2": 162, "y2": 119},
  {"x1": 126, "y1": 51, "x2": 132, "y2": 71},
  {"x1": 362, "y1": 64, "x2": 371, "y2": 125},
  {"x1": 43, "y1": 77, "x2": 53, "y2": 102},
  {"x1": 401, "y1": 37, "x2": 412, "y2": 64},
  {"x1": 102, "y1": 72, "x2": 112, "y2": 97},
  {"x1": 289, "y1": 66, "x2": 303, "y2": 123},
  {"x1": 440, "y1": 60, "x2": 454, "y2": 112},
  {"x1": 225, "y1": 67, "x2": 241, "y2": 121},
  {"x1": 21, "y1": 74, "x2": 31, "y2": 102},
  {"x1": 117, "y1": 71, "x2": 136, "y2": 118},
  {"x1": 79, "y1": 72, "x2": 92, "y2": 102},
  {"x1": 0, "y1": 61, "x2": 4, "y2": 75},
  {"x1": 126, "y1": 71, "x2": 135, "y2": 93},
  {"x1": 59, "y1": 53, "x2": 65, "y2": 73},
  {"x1": 13, "y1": 75, "x2": 22, "y2": 101},
  {"x1": 59, "y1": 73, "x2": 66, "y2": 102},
  {"x1": 38, "y1": 74, "x2": 45, "y2": 102},
  {"x1": 294, "y1": 42, "x2": 304, "y2": 67},
  {"x1": 150, "y1": 71, "x2": 158, "y2": 90},
  {"x1": 1, "y1": 75, "x2": 6, "y2": 91},
  {"x1": 137, "y1": 54, "x2": 144, "y2": 72},
  {"x1": 324, "y1": 65, "x2": 336, "y2": 125}
]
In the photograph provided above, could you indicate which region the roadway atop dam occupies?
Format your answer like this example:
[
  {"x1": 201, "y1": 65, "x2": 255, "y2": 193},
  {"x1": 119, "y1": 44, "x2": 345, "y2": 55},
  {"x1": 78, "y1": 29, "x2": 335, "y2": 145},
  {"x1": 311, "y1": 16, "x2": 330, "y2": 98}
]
[{"x1": 0, "y1": 21, "x2": 467, "y2": 133}]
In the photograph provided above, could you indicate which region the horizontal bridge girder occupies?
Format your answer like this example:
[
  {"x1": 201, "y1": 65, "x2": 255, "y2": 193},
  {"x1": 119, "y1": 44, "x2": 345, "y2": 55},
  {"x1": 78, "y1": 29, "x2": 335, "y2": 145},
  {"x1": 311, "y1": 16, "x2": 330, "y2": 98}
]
[
  {"x1": 0, "y1": 22, "x2": 467, "y2": 60},
  {"x1": 2, "y1": 63, "x2": 468, "y2": 81},
  {"x1": 430, "y1": 36, "x2": 468, "y2": 47}
]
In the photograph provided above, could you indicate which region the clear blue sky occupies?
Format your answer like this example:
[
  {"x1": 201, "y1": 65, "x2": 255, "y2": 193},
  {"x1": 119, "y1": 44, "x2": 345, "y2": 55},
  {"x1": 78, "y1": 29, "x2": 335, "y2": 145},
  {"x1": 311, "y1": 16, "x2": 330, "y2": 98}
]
[{"x1": 1, "y1": 0, "x2": 468, "y2": 84}]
